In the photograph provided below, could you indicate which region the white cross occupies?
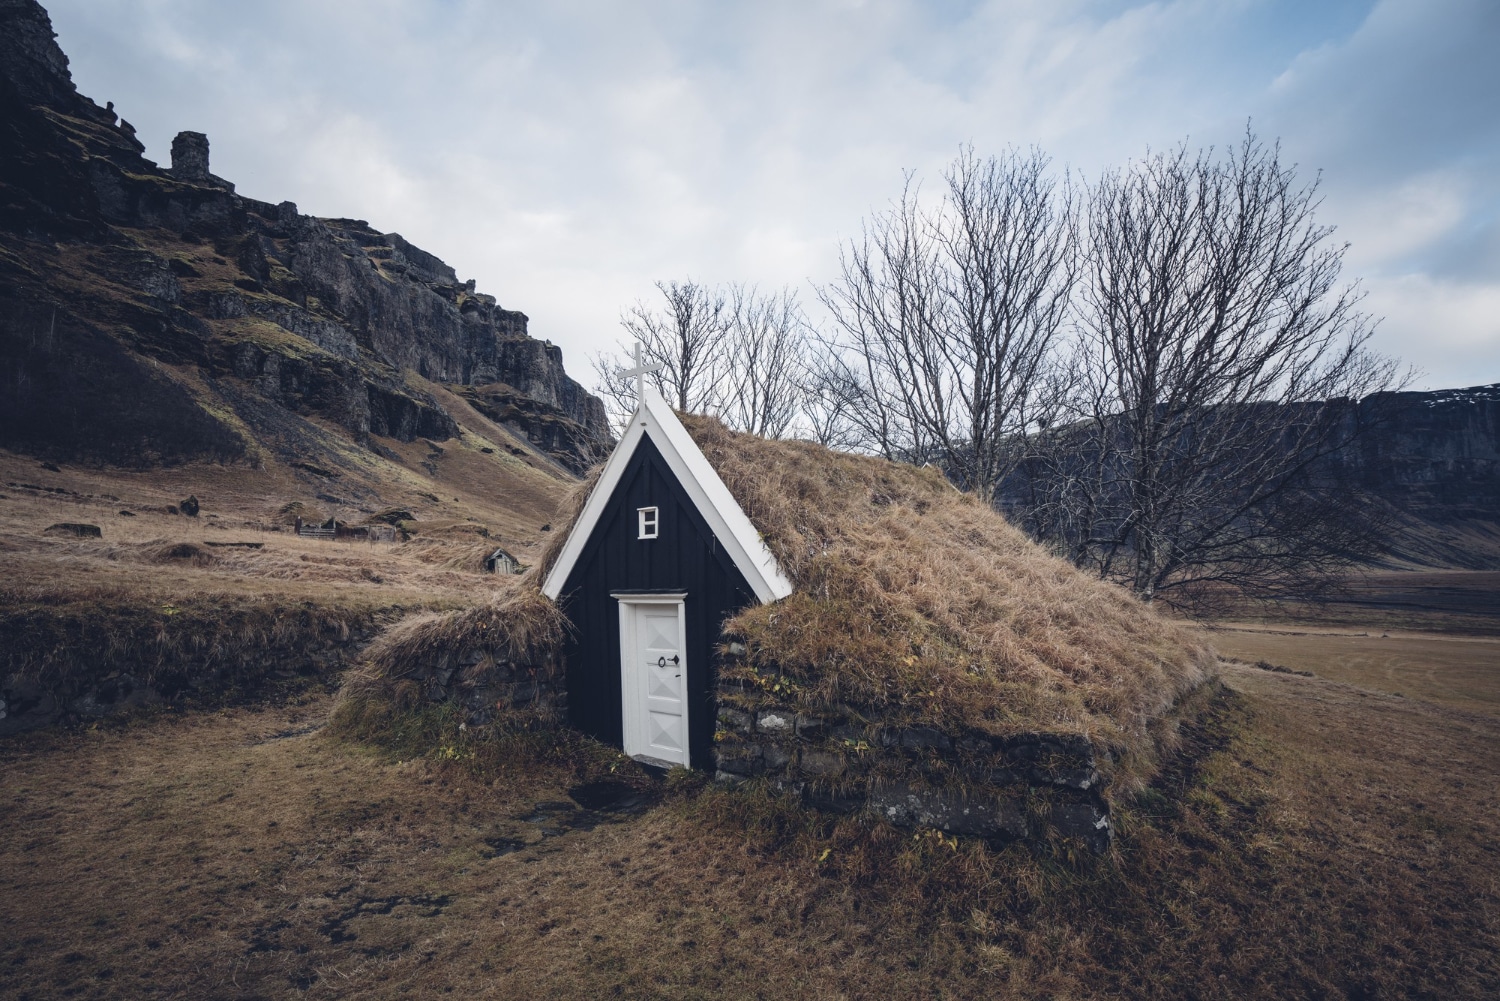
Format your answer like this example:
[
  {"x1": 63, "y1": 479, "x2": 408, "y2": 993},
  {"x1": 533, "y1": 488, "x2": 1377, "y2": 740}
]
[{"x1": 621, "y1": 342, "x2": 663, "y2": 401}]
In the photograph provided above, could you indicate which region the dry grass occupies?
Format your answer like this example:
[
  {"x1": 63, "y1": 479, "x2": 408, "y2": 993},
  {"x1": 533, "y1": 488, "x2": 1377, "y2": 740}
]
[
  {"x1": 655, "y1": 417, "x2": 1213, "y2": 790},
  {"x1": 0, "y1": 444, "x2": 575, "y2": 729},
  {"x1": 362, "y1": 582, "x2": 565, "y2": 677},
  {"x1": 1208, "y1": 624, "x2": 1500, "y2": 714},
  {"x1": 3, "y1": 652, "x2": 1496, "y2": 999},
  {"x1": 528, "y1": 463, "x2": 603, "y2": 582},
  {"x1": 0, "y1": 443, "x2": 560, "y2": 611}
]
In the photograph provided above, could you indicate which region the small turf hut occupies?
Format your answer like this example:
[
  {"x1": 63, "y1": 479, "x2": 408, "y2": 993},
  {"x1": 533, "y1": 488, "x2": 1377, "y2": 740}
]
[
  {"x1": 530, "y1": 389, "x2": 1214, "y2": 842},
  {"x1": 360, "y1": 388, "x2": 1215, "y2": 848},
  {"x1": 539, "y1": 386, "x2": 793, "y2": 770}
]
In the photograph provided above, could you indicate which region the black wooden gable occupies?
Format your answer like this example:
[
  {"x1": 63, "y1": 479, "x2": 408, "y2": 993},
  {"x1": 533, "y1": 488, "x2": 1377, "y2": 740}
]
[{"x1": 556, "y1": 435, "x2": 757, "y2": 767}]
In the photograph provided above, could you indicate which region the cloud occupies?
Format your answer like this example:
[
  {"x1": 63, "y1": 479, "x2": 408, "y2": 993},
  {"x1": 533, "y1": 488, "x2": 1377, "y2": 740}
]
[
  {"x1": 1252, "y1": 0, "x2": 1500, "y2": 385},
  {"x1": 40, "y1": 0, "x2": 1500, "y2": 389},
  {"x1": 1363, "y1": 274, "x2": 1500, "y2": 388}
]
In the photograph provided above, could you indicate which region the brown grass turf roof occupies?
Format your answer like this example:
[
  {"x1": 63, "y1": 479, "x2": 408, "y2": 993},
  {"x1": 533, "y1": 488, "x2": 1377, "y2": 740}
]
[
  {"x1": 534, "y1": 414, "x2": 1215, "y2": 780},
  {"x1": 360, "y1": 579, "x2": 567, "y2": 683}
]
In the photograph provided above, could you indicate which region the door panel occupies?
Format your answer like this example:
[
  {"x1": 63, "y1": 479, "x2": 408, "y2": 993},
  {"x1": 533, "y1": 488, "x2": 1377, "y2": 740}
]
[
  {"x1": 640, "y1": 607, "x2": 685, "y2": 761},
  {"x1": 620, "y1": 601, "x2": 688, "y2": 767}
]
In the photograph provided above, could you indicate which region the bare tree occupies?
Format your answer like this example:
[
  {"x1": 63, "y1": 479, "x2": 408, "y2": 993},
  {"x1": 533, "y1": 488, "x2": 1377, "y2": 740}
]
[
  {"x1": 720, "y1": 284, "x2": 810, "y2": 439},
  {"x1": 593, "y1": 280, "x2": 731, "y2": 433},
  {"x1": 819, "y1": 147, "x2": 1075, "y2": 502},
  {"x1": 1020, "y1": 131, "x2": 1405, "y2": 604},
  {"x1": 589, "y1": 352, "x2": 638, "y2": 437},
  {"x1": 595, "y1": 280, "x2": 812, "y2": 439},
  {"x1": 800, "y1": 337, "x2": 876, "y2": 451},
  {"x1": 815, "y1": 178, "x2": 939, "y2": 463}
]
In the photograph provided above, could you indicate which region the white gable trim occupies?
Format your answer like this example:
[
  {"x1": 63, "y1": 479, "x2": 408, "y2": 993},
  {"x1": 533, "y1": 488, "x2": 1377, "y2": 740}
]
[{"x1": 541, "y1": 387, "x2": 794, "y2": 605}]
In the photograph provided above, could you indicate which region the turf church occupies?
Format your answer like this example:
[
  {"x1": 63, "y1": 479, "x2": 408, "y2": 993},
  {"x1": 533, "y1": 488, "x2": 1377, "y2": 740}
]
[{"x1": 541, "y1": 358, "x2": 792, "y2": 770}]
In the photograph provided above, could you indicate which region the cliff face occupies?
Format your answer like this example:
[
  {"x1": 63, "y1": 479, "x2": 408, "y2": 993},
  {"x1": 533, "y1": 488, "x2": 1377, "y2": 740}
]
[
  {"x1": 0, "y1": 0, "x2": 609, "y2": 472},
  {"x1": 1338, "y1": 385, "x2": 1500, "y2": 519},
  {"x1": 1326, "y1": 384, "x2": 1500, "y2": 568},
  {"x1": 996, "y1": 383, "x2": 1500, "y2": 573}
]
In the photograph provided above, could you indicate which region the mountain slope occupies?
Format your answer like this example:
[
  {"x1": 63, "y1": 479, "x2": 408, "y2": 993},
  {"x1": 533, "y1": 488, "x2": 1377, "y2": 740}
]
[{"x1": 0, "y1": 0, "x2": 608, "y2": 483}]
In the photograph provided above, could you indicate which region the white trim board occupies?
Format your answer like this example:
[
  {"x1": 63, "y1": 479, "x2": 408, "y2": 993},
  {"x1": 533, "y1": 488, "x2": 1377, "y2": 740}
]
[{"x1": 541, "y1": 387, "x2": 794, "y2": 605}]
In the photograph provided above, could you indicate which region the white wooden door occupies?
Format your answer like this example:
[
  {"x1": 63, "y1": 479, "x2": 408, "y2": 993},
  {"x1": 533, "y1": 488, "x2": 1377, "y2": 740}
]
[{"x1": 619, "y1": 599, "x2": 689, "y2": 768}]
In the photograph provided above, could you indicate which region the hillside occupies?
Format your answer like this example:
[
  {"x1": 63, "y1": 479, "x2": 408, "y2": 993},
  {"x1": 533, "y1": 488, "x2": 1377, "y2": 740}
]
[
  {"x1": 1327, "y1": 383, "x2": 1500, "y2": 568},
  {"x1": 996, "y1": 383, "x2": 1500, "y2": 579},
  {"x1": 0, "y1": 0, "x2": 606, "y2": 733},
  {"x1": 0, "y1": 0, "x2": 608, "y2": 481}
]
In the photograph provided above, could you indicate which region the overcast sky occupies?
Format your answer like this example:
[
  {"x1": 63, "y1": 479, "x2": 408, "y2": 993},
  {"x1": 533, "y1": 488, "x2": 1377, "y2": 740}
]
[{"x1": 44, "y1": 0, "x2": 1500, "y2": 391}]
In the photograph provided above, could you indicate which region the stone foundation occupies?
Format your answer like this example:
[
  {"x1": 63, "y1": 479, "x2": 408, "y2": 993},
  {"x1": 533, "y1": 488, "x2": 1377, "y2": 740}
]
[
  {"x1": 712, "y1": 662, "x2": 1113, "y2": 852},
  {"x1": 401, "y1": 646, "x2": 567, "y2": 724},
  {"x1": 396, "y1": 644, "x2": 1112, "y2": 851}
]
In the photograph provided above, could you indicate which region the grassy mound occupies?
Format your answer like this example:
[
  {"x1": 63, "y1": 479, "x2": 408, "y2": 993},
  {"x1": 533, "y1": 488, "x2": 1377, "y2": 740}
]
[
  {"x1": 353, "y1": 579, "x2": 565, "y2": 686},
  {"x1": 536, "y1": 415, "x2": 1215, "y2": 791},
  {"x1": 696, "y1": 417, "x2": 1212, "y2": 787}
]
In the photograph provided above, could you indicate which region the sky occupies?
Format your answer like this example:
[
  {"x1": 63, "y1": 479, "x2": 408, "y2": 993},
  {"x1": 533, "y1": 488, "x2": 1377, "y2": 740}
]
[{"x1": 42, "y1": 0, "x2": 1500, "y2": 391}]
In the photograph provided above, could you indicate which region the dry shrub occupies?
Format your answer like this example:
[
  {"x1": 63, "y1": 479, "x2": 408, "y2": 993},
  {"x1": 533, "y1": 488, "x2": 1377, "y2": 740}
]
[
  {"x1": 275, "y1": 501, "x2": 324, "y2": 526},
  {"x1": 142, "y1": 540, "x2": 215, "y2": 566},
  {"x1": 361, "y1": 577, "x2": 567, "y2": 681}
]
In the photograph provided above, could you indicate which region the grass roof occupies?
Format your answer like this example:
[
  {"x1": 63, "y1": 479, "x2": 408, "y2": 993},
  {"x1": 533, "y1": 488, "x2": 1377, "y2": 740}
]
[
  {"x1": 553, "y1": 415, "x2": 1212, "y2": 779},
  {"x1": 478, "y1": 415, "x2": 1217, "y2": 789},
  {"x1": 360, "y1": 582, "x2": 566, "y2": 683}
]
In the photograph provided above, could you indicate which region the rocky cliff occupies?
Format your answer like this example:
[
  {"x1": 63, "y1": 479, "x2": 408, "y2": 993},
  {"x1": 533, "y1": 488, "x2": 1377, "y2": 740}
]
[
  {"x1": 1329, "y1": 384, "x2": 1500, "y2": 568},
  {"x1": 998, "y1": 383, "x2": 1500, "y2": 573},
  {"x1": 0, "y1": 0, "x2": 609, "y2": 473}
]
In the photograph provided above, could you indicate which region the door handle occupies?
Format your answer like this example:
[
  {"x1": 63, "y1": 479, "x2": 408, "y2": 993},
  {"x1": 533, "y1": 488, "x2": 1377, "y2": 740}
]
[{"x1": 656, "y1": 655, "x2": 680, "y2": 668}]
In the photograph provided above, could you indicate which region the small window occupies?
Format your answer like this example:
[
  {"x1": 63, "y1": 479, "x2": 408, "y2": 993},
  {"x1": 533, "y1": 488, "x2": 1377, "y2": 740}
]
[{"x1": 637, "y1": 506, "x2": 659, "y2": 539}]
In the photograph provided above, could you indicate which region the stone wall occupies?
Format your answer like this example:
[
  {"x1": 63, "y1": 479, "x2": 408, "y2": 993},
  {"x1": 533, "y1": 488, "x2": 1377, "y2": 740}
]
[
  {"x1": 711, "y1": 652, "x2": 1114, "y2": 852},
  {"x1": 402, "y1": 646, "x2": 567, "y2": 726},
  {"x1": 394, "y1": 641, "x2": 1112, "y2": 851},
  {"x1": 0, "y1": 603, "x2": 382, "y2": 736}
]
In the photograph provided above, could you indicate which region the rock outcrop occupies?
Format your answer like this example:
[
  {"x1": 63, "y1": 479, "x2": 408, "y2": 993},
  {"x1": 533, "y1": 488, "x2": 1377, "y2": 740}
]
[
  {"x1": 0, "y1": 0, "x2": 609, "y2": 472},
  {"x1": 1335, "y1": 385, "x2": 1499, "y2": 519},
  {"x1": 1327, "y1": 384, "x2": 1500, "y2": 568}
]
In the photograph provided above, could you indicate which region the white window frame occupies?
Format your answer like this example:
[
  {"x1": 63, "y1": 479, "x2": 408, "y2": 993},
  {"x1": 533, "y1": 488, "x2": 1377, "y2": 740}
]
[{"x1": 637, "y1": 505, "x2": 659, "y2": 539}]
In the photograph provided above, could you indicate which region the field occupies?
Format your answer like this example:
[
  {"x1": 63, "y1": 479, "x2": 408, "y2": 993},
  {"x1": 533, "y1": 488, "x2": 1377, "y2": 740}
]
[
  {"x1": 1210, "y1": 624, "x2": 1500, "y2": 714},
  {"x1": 3, "y1": 446, "x2": 1497, "y2": 998},
  {"x1": 0, "y1": 442, "x2": 568, "y2": 736},
  {"x1": 3, "y1": 626, "x2": 1498, "y2": 997}
]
